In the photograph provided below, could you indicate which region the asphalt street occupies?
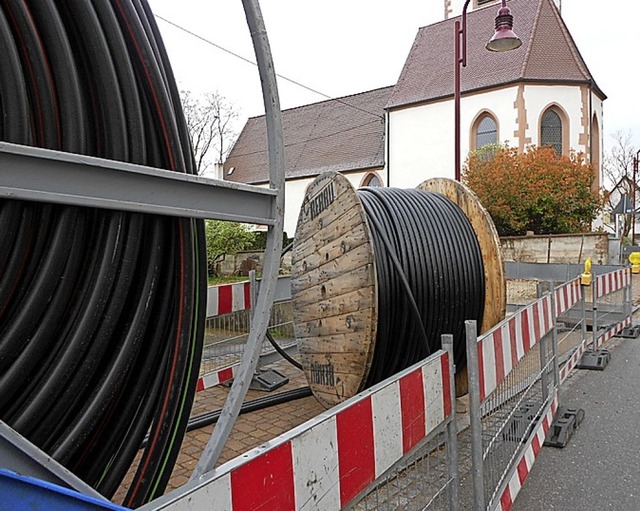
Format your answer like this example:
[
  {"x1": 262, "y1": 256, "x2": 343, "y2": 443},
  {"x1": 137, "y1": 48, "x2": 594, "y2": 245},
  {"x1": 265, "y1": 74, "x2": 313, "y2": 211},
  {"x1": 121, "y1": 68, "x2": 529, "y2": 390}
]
[{"x1": 511, "y1": 335, "x2": 640, "y2": 510}]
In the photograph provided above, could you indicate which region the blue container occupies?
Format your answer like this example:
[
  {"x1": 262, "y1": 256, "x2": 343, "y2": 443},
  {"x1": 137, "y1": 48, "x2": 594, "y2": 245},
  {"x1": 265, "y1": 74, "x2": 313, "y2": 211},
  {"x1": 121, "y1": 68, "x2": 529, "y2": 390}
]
[{"x1": 0, "y1": 469, "x2": 130, "y2": 511}]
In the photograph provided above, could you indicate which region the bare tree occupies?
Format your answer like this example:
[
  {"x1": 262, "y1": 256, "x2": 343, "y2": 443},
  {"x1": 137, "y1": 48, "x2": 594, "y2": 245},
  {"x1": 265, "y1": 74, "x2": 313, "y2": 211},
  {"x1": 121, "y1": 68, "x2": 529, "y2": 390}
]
[
  {"x1": 180, "y1": 90, "x2": 239, "y2": 175},
  {"x1": 603, "y1": 130, "x2": 639, "y2": 241}
]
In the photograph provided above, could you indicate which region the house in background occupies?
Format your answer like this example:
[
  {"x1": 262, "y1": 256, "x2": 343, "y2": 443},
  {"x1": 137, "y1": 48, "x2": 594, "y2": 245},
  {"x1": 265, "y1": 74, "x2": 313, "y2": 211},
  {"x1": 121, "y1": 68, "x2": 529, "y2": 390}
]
[
  {"x1": 224, "y1": 87, "x2": 391, "y2": 235},
  {"x1": 224, "y1": 0, "x2": 605, "y2": 235}
]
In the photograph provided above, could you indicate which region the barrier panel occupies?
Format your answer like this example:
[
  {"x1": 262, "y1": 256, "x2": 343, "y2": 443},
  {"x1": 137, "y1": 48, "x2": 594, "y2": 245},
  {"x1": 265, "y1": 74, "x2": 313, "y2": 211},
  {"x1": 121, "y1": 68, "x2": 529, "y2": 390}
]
[
  {"x1": 199, "y1": 278, "x2": 295, "y2": 390},
  {"x1": 466, "y1": 289, "x2": 559, "y2": 511},
  {"x1": 466, "y1": 266, "x2": 634, "y2": 511},
  {"x1": 592, "y1": 268, "x2": 632, "y2": 348},
  {"x1": 141, "y1": 344, "x2": 457, "y2": 511}
]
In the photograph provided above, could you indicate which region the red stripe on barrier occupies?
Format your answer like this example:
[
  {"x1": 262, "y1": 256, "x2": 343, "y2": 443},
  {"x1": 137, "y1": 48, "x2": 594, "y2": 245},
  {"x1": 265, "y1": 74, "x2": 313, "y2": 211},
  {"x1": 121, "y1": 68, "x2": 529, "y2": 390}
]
[
  {"x1": 219, "y1": 367, "x2": 234, "y2": 384},
  {"x1": 230, "y1": 442, "x2": 295, "y2": 511},
  {"x1": 218, "y1": 285, "x2": 233, "y2": 315},
  {"x1": 509, "y1": 317, "x2": 518, "y2": 368},
  {"x1": 244, "y1": 281, "x2": 252, "y2": 310},
  {"x1": 532, "y1": 302, "x2": 541, "y2": 344},
  {"x1": 399, "y1": 369, "x2": 426, "y2": 454},
  {"x1": 521, "y1": 308, "x2": 531, "y2": 352},
  {"x1": 441, "y1": 352, "x2": 452, "y2": 418},
  {"x1": 196, "y1": 378, "x2": 205, "y2": 392},
  {"x1": 532, "y1": 434, "x2": 541, "y2": 456},
  {"x1": 500, "y1": 487, "x2": 513, "y2": 511},
  {"x1": 337, "y1": 397, "x2": 376, "y2": 507},
  {"x1": 517, "y1": 456, "x2": 528, "y2": 484},
  {"x1": 493, "y1": 328, "x2": 505, "y2": 385},
  {"x1": 477, "y1": 341, "x2": 486, "y2": 402}
]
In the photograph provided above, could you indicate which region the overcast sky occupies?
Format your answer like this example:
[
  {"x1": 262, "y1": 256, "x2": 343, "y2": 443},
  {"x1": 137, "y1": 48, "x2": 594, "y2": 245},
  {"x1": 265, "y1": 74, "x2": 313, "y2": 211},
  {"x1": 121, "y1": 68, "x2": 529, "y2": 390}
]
[{"x1": 148, "y1": 0, "x2": 640, "y2": 150}]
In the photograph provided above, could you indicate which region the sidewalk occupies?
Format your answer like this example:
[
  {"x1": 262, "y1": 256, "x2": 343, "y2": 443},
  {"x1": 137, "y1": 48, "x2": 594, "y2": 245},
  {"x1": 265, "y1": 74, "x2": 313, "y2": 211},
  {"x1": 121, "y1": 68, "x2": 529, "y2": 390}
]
[{"x1": 511, "y1": 327, "x2": 640, "y2": 509}]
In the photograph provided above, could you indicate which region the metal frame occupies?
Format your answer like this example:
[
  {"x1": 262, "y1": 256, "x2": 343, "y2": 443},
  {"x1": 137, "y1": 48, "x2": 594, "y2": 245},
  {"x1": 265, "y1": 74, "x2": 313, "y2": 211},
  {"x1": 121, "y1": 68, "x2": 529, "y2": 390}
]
[{"x1": 0, "y1": 0, "x2": 285, "y2": 499}]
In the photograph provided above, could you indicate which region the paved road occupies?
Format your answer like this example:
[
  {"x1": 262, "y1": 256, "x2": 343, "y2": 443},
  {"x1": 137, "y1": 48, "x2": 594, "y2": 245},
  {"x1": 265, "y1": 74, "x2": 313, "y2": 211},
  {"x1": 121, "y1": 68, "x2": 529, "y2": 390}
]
[{"x1": 512, "y1": 335, "x2": 640, "y2": 510}]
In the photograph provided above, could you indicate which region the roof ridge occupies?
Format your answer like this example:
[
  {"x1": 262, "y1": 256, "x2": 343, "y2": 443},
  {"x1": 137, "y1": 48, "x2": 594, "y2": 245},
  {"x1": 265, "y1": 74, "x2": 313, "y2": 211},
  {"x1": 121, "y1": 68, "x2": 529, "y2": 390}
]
[
  {"x1": 245, "y1": 85, "x2": 394, "y2": 120},
  {"x1": 545, "y1": 0, "x2": 595, "y2": 83},
  {"x1": 520, "y1": 0, "x2": 544, "y2": 78}
]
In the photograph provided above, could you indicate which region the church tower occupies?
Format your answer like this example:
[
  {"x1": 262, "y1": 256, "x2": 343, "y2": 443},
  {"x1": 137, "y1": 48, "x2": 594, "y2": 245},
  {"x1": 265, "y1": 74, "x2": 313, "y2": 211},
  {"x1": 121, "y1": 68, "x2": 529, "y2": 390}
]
[{"x1": 445, "y1": 0, "x2": 561, "y2": 20}]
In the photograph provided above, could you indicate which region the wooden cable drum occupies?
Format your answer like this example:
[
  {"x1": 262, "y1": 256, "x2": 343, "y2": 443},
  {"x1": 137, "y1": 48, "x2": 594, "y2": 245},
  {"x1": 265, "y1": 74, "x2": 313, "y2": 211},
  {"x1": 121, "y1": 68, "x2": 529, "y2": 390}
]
[{"x1": 291, "y1": 171, "x2": 505, "y2": 408}]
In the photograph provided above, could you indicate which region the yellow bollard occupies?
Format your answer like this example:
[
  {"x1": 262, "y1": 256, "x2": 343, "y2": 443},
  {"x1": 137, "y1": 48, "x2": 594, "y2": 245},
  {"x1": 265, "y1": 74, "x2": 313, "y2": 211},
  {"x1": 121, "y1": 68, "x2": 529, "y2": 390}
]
[
  {"x1": 629, "y1": 252, "x2": 640, "y2": 274},
  {"x1": 580, "y1": 258, "x2": 592, "y2": 286}
]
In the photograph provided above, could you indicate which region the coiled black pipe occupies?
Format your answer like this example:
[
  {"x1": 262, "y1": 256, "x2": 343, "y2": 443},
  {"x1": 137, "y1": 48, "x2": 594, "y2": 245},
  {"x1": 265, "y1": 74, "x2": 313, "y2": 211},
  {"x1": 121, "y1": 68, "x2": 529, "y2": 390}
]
[
  {"x1": 0, "y1": 0, "x2": 206, "y2": 506},
  {"x1": 357, "y1": 187, "x2": 485, "y2": 387}
]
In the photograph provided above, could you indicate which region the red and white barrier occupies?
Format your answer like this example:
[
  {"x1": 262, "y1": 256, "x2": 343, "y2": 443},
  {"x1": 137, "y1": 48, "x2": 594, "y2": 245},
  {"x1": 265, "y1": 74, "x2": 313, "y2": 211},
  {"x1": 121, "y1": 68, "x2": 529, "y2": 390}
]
[
  {"x1": 494, "y1": 393, "x2": 559, "y2": 511},
  {"x1": 206, "y1": 281, "x2": 252, "y2": 318},
  {"x1": 477, "y1": 294, "x2": 554, "y2": 401},
  {"x1": 595, "y1": 267, "x2": 631, "y2": 299},
  {"x1": 156, "y1": 351, "x2": 452, "y2": 511},
  {"x1": 196, "y1": 366, "x2": 236, "y2": 392},
  {"x1": 553, "y1": 277, "x2": 581, "y2": 317},
  {"x1": 596, "y1": 316, "x2": 632, "y2": 349},
  {"x1": 559, "y1": 338, "x2": 587, "y2": 384}
]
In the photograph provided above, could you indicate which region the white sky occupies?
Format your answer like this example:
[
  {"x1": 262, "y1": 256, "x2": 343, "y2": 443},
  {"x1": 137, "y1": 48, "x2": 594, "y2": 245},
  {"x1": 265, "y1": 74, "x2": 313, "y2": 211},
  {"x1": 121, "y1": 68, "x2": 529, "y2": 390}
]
[{"x1": 148, "y1": 0, "x2": 640, "y2": 150}]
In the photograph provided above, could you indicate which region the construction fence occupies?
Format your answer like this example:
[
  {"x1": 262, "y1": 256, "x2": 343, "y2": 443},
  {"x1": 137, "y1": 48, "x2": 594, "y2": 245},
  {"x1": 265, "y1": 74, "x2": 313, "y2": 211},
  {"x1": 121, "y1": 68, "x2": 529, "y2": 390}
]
[{"x1": 163, "y1": 264, "x2": 634, "y2": 511}]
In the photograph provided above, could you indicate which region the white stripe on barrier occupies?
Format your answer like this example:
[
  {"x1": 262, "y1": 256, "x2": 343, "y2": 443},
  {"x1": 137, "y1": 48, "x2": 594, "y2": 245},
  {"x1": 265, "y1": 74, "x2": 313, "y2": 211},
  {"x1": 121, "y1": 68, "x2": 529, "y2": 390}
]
[
  {"x1": 371, "y1": 381, "x2": 402, "y2": 477},
  {"x1": 494, "y1": 393, "x2": 559, "y2": 511},
  {"x1": 159, "y1": 351, "x2": 452, "y2": 511}
]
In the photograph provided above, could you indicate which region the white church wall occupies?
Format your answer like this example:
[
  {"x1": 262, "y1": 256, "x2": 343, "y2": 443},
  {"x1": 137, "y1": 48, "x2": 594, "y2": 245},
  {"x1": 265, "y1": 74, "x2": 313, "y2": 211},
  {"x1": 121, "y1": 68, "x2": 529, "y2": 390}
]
[
  {"x1": 387, "y1": 85, "x2": 520, "y2": 188},
  {"x1": 523, "y1": 84, "x2": 585, "y2": 153}
]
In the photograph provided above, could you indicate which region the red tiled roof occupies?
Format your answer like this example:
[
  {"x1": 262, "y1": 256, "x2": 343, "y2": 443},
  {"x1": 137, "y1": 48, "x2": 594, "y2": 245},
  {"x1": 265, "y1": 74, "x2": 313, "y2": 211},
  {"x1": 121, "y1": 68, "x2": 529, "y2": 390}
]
[
  {"x1": 387, "y1": 0, "x2": 604, "y2": 109},
  {"x1": 224, "y1": 87, "x2": 392, "y2": 185}
]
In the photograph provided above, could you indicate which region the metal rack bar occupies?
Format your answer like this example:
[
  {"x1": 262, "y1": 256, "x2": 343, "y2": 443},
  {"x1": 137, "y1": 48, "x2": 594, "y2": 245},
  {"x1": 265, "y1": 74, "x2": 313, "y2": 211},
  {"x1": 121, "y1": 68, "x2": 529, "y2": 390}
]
[{"x1": 0, "y1": 142, "x2": 277, "y2": 225}]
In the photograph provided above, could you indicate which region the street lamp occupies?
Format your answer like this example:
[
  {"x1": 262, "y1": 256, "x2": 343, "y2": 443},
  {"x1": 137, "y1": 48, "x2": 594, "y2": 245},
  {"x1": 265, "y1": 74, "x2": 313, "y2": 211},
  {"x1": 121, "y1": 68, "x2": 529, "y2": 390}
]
[
  {"x1": 632, "y1": 149, "x2": 640, "y2": 245},
  {"x1": 454, "y1": 0, "x2": 522, "y2": 181}
]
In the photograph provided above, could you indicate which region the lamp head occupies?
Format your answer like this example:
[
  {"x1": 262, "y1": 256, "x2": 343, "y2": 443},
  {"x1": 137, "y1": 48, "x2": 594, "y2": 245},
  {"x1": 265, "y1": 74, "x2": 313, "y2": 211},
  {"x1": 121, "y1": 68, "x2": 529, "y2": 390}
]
[{"x1": 486, "y1": 4, "x2": 522, "y2": 52}]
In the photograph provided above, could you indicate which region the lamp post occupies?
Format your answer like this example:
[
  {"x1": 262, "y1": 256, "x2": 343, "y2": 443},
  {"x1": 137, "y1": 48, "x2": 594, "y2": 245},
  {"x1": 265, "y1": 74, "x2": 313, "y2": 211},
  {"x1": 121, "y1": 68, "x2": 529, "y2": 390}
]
[
  {"x1": 454, "y1": 0, "x2": 522, "y2": 181},
  {"x1": 633, "y1": 149, "x2": 640, "y2": 246}
]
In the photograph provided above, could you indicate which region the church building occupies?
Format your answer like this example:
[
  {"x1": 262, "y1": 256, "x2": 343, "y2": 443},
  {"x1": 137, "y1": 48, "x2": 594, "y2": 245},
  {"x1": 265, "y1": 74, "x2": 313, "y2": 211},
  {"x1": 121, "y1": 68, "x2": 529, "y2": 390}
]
[{"x1": 224, "y1": 0, "x2": 605, "y2": 236}]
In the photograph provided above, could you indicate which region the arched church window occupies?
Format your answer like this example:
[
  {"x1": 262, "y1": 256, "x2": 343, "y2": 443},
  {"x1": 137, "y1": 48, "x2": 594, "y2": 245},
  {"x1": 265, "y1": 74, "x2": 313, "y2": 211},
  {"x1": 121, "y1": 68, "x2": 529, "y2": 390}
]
[
  {"x1": 361, "y1": 173, "x2": 383, "y2": 187},
  {"x1": 475, "y1": 114, "x2": 498, "y2": 149},
  {"x1": 541, "y1": 108, "x2": 563, "y2": 155}
]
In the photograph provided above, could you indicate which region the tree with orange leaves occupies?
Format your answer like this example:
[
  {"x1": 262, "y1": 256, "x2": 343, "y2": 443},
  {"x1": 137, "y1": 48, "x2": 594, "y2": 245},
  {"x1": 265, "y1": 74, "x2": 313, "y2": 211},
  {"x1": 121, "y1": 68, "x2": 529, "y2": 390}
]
[{"x1": 463, "y1": 145, "x2": 601, "y2": 236}]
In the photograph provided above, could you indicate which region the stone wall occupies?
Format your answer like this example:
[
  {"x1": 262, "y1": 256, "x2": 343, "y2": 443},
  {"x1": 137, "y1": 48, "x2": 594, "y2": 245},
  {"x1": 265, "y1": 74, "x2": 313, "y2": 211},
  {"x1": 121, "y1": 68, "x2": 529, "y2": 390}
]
[{"x1": 501, "y1": 232, "x2": 610, "y2": 265}]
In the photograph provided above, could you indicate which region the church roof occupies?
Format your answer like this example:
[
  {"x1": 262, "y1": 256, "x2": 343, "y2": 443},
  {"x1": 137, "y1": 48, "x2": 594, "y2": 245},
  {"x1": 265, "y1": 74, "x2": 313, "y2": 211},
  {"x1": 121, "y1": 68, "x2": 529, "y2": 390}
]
[
  {"x1": 387, "y1": 0, "x2": 605, "y2": 109},
  {"x1": 224, "y1": 87, "x2": 391, "y2": 185}
]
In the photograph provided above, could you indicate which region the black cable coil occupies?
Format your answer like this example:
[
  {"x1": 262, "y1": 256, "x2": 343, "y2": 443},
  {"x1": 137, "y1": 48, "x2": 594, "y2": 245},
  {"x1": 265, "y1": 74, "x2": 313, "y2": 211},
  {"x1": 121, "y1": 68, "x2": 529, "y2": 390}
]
[
  {"x1": 357, "y1": 187, "x2": 485, "y2": 387},
  {"x1": 0, "y1": 0, "x2": 206, "y2": 507}
]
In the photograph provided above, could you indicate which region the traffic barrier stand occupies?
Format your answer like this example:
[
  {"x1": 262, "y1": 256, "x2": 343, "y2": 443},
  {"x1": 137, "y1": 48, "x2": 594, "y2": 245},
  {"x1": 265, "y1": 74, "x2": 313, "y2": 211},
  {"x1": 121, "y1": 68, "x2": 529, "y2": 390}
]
[
  {"x1": 578, "y1": 267, "x2": 632, "y2": 371},
  {"x1": 543, "y1": 407, "x2": 585, "y2": 448}
]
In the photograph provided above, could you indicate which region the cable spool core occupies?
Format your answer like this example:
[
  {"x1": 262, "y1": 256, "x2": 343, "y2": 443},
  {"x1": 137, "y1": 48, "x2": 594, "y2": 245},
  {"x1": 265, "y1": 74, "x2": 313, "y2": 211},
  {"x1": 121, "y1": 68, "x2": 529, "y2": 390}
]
[{"x1": 292, "y1": 171, "x2": 505, "y2": 408}]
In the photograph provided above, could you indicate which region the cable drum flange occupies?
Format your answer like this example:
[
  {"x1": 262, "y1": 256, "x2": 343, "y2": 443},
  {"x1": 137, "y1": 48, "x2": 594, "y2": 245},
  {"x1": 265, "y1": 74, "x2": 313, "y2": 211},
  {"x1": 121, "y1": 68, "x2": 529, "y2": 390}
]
[
  {"x1": 291, "y1": 171, "x2": 505, "y2": 408},
  {"x1": 291, "y1": 172, "x2": 378, "y2": 409}
]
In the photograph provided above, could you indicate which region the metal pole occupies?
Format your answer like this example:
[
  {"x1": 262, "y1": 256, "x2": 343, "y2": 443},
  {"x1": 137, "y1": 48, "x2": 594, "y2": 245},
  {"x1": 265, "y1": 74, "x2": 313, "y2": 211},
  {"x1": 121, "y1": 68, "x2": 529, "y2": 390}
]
[
  {"x1": 592, "y1": 278, "x2": 598, "y2": 350},
  {"x1": 536, "y1": 284, "x2": 549, "y2": 402},
  {"x1": 549, "y1": 286, "x2": 560, "y2": 391},
  {"x1": 633, "y1": 155, "x2": 637, "y2": 246},
  {"x1": 581, "y1": 283, "x2": 587, "y2": 344},
  {"x1": 465, "y1": 320, "x2": 485, "y2": 511},
  {"x1": 454, "y1": 0, "x2": 472, "y2": 182},
  {"x1": 192, "y1": 0, "x2": 285, "y2": 479},
  {"x1": 442, "y1": 334, "x2": 460, "y2": 511}
]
